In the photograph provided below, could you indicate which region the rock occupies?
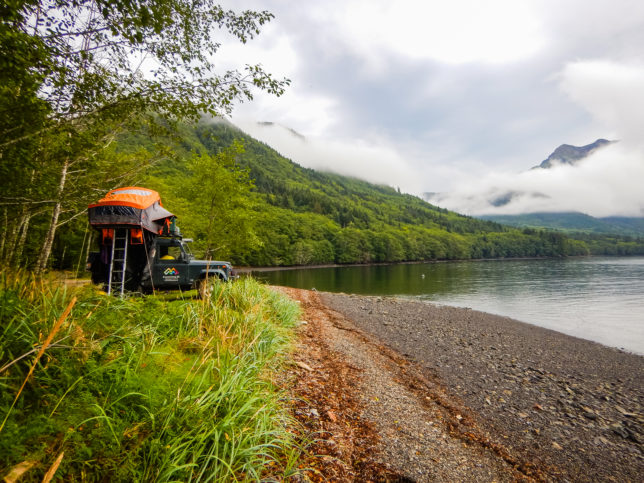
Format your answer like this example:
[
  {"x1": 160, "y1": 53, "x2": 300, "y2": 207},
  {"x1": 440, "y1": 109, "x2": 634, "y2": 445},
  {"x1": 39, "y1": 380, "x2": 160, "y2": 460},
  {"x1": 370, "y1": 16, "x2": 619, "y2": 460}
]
[
  {"x1": 611, "y1": 423, "x2": 629, "y2": 439},
  {"x1": 296, "y1": 361, "x2": 313, "y2": 372},
  {"x1": 615, "y1": 405, "x2": 628, "y2": 415},
  {"x1": 594, "y1": 436, "x2": 610, "y2": 445}
]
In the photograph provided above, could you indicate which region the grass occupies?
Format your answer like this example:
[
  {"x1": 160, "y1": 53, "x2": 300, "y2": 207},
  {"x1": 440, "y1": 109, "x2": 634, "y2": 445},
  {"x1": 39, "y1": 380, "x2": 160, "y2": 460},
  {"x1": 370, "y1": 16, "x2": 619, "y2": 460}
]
[{"x1": 0, "y1": 270, "x2": 302, "y2": 481}]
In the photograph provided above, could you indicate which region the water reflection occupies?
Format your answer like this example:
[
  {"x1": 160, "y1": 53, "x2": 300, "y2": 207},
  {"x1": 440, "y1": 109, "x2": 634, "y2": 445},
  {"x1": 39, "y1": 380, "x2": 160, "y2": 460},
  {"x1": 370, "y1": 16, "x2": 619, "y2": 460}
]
[{"x1": 253, "y1": 257, "x2": 644, "y2": 354}]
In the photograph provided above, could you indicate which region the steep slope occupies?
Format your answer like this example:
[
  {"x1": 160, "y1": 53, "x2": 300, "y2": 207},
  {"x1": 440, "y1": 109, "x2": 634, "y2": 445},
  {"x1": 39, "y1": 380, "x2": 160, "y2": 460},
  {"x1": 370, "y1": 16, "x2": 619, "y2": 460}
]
[
  {"x1": 190, "y1": 121, "x2": 498, "y2": 234},
  {"x1": 144, "y1": 121, "x2": 609, "y2": 266}
]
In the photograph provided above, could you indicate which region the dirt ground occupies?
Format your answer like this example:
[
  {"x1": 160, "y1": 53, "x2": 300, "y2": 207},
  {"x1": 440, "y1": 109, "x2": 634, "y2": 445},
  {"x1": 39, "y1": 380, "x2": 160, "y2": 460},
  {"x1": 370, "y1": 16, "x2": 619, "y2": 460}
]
[{"x1": 277, "y1": 287, "x2": 643, "y2": 482}]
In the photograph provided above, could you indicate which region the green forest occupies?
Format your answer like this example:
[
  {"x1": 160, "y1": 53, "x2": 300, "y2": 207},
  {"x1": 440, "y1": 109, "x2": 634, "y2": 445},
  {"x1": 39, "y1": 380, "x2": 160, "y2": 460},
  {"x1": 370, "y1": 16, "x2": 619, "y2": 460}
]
[
  {"x1": 2, "y1": 0, "x2": 644, "y2": 275},
  {"x1": 142, "y1": 120, "x2": 613, "y2": 267},
  {"x1": 6, "y1": 116, "x2": 644, "y2": 272}
]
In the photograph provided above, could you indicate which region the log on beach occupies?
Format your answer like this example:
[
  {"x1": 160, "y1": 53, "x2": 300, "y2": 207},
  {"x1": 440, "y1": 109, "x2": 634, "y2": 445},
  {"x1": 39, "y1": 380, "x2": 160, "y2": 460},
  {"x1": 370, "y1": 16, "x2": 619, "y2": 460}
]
[{"x1": 317, "y1": 292, "x2": 643, "y2": 482}]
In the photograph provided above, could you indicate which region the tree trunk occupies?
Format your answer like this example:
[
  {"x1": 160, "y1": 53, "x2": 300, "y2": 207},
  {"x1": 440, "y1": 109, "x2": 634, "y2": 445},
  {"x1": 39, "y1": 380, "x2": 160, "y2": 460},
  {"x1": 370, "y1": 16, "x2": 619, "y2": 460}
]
[
  {"x1": 0, "y1": 207, "x2": 7, "y2": 264},
  {"x1": 13, "y1": 211, "x2": 32, "y2": 268},
  {"x1": 36, "y1": 159, "x2": 69, "y2": 273},
  {"x1": 1, "y1": 213, "x2": 20, "y2": 266},
  {"x1": 79, "y1": 229, "x2": 94, "y2": 277}
]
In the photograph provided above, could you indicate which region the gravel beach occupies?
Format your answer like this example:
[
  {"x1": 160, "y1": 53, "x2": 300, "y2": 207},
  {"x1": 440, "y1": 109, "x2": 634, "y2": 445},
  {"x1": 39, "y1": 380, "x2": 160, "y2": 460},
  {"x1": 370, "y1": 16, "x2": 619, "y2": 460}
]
[{"x1": 279, "y1": 287, "x2": 643, "y2": 482}]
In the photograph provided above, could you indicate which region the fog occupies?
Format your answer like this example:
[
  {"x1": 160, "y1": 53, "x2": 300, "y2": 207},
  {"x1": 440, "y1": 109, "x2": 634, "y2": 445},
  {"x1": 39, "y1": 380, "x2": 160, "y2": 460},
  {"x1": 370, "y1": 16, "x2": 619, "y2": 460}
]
[
  {"x1": 235, "y1": 120, "x2": 425, "y2": 193},
  {"x1": 428, "y1": 143, "x2": 644, "y2": 217},
  {"x1": 219, "y1": 2, "x2": 644, "y2": 219}
]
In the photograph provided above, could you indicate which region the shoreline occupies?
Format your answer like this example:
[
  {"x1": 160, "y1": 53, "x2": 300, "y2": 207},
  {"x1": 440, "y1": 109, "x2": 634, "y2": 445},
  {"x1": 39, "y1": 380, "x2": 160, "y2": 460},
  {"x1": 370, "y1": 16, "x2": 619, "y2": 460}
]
[
  {"x1": 243, "y1": 256, "x2": 644, "y2": 356},
  {"x1": 282, "y1": 287, "x2": 643, "y2": 481},
  {"x1": 235, "y1": 255, "x2": 577, "y2": 273}
]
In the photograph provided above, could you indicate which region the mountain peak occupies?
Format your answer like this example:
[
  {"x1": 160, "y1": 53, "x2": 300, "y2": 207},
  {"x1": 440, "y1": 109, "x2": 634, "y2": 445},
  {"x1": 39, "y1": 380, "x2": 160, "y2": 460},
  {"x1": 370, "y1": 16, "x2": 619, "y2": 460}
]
[
  {"x1": 533, "y1": 139, "x2": 615, "y2": 169},
  {"x1": 256, "y1": 121, "x2": 306, "y2": 141}
]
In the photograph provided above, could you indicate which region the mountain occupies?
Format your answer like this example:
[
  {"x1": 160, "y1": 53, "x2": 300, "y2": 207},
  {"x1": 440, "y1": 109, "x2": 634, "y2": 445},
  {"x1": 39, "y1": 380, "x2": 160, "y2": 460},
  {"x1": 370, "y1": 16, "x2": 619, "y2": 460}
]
[
  {"x1": 532, "y1": 139, "x2": 615, "y2": 169},
  {"x1": 467, "y1": 139, "x2": 644, "y2": 237},
  {"x1": 140, "y1": 121, "x2": 626, "y2": 266},
  {"x1": 472, "y1": 139, "x2": 616, "y2": 209}
]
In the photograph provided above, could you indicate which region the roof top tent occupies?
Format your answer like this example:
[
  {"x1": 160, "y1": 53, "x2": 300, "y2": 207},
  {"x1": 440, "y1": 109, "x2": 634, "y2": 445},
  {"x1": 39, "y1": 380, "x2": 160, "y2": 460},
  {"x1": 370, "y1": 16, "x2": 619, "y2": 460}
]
[
  {"x1": 88, "y1": 186, "x2": 179, "y2": 236},
  {"x1": 87, "y1": 187, "x2": 180, "y2": 295}
]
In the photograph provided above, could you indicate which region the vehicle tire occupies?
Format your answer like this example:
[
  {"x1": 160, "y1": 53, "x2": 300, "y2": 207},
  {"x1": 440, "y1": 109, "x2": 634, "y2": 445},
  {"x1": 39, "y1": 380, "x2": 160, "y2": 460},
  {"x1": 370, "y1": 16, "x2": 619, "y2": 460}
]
[{"x1": 198, "y1": 277, "x2": 217, "y2": 299}]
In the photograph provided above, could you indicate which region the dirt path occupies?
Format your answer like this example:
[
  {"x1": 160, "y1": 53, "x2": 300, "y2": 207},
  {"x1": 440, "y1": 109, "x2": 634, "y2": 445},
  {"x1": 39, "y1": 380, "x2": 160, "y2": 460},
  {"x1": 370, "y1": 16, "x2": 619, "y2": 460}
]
[{"x1": 278, "y1": 287, "x2": 543, "y2": 482}]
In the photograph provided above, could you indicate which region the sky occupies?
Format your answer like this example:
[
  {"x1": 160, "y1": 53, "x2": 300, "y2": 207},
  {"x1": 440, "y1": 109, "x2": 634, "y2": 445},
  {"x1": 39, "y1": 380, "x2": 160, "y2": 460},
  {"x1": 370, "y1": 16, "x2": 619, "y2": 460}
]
[{"x1": 215, "y1": 0, "x2": 644, "y2": 217}]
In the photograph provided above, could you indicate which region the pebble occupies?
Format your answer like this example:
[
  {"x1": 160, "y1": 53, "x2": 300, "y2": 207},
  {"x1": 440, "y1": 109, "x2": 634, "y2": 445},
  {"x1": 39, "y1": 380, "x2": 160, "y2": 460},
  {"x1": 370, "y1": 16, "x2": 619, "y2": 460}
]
[{"x1": 320, "y1": 291, "x2": 644, "y2": 482}]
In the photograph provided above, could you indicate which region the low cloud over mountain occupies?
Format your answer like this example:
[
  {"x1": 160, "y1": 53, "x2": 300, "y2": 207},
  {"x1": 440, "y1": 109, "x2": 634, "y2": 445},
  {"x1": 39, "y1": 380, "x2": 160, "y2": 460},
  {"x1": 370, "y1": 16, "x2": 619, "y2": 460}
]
[
  {"x1": 426, "y1": 138, "x2": 644, "y2": 217},
  {"x1": 427, "y1": 60, "x2": 644, "y2": 218}
]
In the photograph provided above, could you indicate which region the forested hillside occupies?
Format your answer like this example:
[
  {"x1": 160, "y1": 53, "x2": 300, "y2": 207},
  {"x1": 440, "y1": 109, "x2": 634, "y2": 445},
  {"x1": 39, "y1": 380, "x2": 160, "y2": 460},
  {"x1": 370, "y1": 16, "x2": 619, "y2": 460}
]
[
  {"x1": 6, "y1": 112, "x2": 644, "y2": 271},
  {"x1": 141, "y1": 120, "x2": 601, "y2": 266}
]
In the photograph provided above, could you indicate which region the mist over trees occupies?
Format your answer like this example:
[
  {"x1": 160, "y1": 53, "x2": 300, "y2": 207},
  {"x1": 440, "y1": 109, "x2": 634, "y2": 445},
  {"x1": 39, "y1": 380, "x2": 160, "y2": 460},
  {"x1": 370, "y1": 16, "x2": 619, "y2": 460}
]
[{"x1": 142, "y1": 121, "x2": 643, "y2": 267}]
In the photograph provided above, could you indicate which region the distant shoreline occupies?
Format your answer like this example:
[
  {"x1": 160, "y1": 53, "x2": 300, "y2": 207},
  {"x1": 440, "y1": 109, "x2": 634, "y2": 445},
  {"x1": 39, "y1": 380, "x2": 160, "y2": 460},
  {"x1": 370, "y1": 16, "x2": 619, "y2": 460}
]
[{"x1": 235, "y1": 255, "x2": 577, "y2": 273}]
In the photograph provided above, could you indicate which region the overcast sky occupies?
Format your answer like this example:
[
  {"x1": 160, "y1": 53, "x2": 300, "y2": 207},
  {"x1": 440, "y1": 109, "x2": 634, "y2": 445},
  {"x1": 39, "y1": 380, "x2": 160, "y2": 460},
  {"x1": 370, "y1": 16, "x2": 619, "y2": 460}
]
[{"x1": 216, "y1": 0, "x2": 644, "y2": 217}]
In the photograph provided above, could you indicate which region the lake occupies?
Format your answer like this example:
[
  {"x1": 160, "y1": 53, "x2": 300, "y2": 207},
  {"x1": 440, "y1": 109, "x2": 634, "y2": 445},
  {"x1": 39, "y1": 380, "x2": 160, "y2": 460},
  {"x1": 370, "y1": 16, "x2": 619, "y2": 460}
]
[{"x1": 251, "y1": 257, "x2": 644, "y2": 354}]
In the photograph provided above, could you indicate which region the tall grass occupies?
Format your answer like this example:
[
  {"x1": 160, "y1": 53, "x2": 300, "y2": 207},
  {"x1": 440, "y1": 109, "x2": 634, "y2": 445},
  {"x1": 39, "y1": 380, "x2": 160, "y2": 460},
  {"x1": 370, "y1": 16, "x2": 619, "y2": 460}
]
[{"x1": 0, "y1": 271, "x2": 302, "y2": 481}]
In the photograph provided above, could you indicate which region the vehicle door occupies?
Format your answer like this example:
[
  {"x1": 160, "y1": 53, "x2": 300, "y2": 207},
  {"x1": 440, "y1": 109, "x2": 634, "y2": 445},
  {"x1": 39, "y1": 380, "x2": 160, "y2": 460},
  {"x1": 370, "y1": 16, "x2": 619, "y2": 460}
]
[{"x1": 153, "y1": 241, "x2": 189, "y2": 287}]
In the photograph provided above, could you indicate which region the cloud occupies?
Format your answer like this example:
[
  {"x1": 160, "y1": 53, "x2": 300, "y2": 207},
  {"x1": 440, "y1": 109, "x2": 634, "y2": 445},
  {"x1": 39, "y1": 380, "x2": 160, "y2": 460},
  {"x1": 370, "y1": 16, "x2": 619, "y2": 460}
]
[
  {"x1": 559, "y1": 60, "x2": 644, "y2": 146},
  {"x1": 234, "y1": 121, "x2": 424, "y2": 192},
  {"x1": 215, "y1": 1, "x2": 644, "y2": 217},
  {"x1": 429, "y1": 143, "x2": 644, "y2": 217},
  {"x1": 318, "y1": 0, "x2": 545, "y2": 69},
  {"x1": 428, "y1": 60, "x2": 644, "y2": 217}
]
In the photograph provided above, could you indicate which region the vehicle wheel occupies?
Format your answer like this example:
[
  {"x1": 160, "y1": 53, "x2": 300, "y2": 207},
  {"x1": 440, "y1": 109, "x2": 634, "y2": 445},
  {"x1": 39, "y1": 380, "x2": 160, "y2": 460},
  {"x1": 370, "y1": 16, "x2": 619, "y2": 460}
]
[{"x1": 198, "y1": 277, "x2": 217, "y2": 299}]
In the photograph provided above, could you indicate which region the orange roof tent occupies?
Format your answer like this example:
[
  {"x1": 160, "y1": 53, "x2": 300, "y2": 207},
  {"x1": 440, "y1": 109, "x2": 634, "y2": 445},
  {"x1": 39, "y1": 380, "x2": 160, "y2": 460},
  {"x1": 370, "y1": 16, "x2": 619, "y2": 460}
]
[
  {"x1": 92, "y1": 187, "x2": 163, "y2": 209},
  {"x1": 88, "y1": 187, "x2": 175, "y2": 234}
]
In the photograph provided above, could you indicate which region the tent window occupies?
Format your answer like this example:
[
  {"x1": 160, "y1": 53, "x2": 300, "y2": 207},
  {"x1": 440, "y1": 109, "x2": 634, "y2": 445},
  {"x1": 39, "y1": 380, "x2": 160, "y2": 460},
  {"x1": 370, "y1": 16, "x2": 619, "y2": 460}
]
[
  {"x1": 130, "y1": 229, "x2": 143, "y2": 245},
  {"x1": 102, "y1": 229, "x2": 114, "y2": 244}
]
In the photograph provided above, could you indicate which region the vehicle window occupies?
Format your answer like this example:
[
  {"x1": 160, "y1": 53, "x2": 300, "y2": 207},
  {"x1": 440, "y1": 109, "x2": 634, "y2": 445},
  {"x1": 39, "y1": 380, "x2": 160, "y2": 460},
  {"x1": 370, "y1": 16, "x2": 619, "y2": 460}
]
[
  {"x1": 182, "y1": 243, "x2": 193, "y2": 257},
  {"x1": 159, "y1": 245, "x2": 183, "y2": 261}
]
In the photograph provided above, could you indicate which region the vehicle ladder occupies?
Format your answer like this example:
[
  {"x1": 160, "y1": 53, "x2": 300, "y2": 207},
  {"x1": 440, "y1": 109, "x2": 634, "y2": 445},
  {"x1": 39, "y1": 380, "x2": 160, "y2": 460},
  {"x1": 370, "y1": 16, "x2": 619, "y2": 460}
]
[{"x1": 107, "y1": 228, "x2": 129, "y2": 296}]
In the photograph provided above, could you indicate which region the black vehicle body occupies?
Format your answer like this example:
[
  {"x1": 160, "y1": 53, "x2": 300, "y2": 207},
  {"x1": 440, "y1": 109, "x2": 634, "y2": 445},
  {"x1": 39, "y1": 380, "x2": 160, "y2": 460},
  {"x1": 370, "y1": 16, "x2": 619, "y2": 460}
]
[
  {"x1": 86, "y1": 187, "x2": 234, "y2": 294},
  {"x1": 144, "y1": 236, "x2": 233, "y2": 291},
  {"x1": 87, "y1": 236, "x2": 233, "y2": 293}
]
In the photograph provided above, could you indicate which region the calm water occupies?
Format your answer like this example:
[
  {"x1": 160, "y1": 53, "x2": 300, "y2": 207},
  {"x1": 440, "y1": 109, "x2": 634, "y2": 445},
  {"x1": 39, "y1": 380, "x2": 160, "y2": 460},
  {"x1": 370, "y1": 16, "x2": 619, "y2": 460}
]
[{"x1": 252, "y1": 257, "x2": 644, "y2": 354}]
